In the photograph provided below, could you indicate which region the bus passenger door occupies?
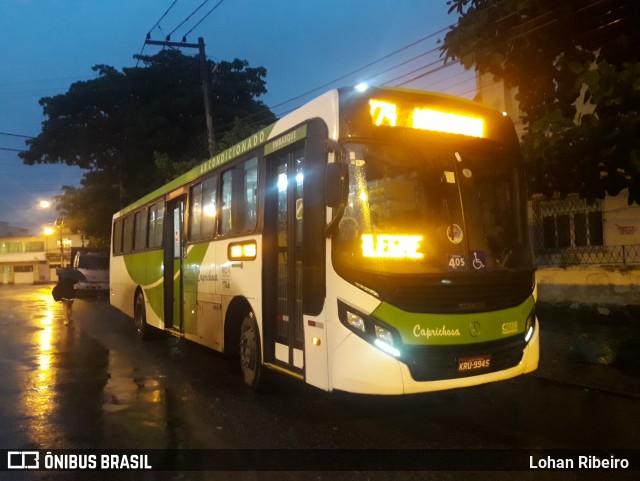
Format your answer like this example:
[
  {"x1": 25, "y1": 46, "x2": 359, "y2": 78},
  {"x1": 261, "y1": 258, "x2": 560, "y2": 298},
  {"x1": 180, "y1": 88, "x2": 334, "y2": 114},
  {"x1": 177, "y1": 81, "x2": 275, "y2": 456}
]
[
  {"x1": 264, "y1": 148, "x2": 305, "y2": 376},
  {"x1": 164, "y1": 196, "x2": 185, "y2": 332}
]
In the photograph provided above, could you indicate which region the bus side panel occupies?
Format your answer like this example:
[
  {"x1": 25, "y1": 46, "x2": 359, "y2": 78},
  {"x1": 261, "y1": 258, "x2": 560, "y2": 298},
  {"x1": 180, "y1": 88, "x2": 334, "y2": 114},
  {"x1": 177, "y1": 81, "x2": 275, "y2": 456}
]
[
  {"x1": 141, "y1": 249, "x2": 164, "y2": 329},
  {"x1": 185, "y1": 242, "x2": 223, "y2": 350},
  {"x1": 109, "y1": 255, "x2": 129, "y2": 316},
  {"x1": 215, "y1": 235, "x2": 262, "y2": 350}
]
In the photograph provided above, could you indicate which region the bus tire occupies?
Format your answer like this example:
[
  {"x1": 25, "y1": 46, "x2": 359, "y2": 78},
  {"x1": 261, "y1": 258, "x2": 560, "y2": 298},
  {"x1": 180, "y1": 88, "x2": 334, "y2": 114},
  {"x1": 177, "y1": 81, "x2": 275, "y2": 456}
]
[
  {"x1": 239, "y1": 312, "x2": 265, "y2": 391},
  {"x1": 134, "y1": 292, "x2": 151, "y2": 340}
]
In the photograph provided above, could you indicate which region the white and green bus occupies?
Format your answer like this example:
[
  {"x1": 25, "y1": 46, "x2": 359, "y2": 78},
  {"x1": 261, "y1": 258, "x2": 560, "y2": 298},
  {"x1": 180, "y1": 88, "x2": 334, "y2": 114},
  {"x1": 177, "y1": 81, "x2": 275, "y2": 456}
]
[{"x1": 110, "y1": 86, "x2": 539, "y2": 395}]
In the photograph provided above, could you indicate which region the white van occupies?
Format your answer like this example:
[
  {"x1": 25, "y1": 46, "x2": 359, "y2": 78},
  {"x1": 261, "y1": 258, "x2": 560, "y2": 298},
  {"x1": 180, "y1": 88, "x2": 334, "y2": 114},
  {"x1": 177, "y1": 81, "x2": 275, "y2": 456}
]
[{"x1": 73, "y1": 250, "x2": 109, "y2": 295}]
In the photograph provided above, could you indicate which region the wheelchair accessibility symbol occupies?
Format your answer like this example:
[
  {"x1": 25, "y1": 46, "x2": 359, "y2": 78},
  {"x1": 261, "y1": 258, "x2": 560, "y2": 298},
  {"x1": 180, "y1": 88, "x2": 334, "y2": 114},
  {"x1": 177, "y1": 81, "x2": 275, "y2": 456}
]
[{"x1": 471, "y1": 251, "x2": 487, "y2": 271}]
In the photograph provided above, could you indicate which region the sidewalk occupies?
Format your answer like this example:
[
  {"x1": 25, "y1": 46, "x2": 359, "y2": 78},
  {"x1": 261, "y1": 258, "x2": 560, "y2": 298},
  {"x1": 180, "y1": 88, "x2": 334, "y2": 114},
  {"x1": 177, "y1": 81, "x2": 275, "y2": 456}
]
[{"x1": 533, "y1": 303, "x2": 640, "y2": 398}]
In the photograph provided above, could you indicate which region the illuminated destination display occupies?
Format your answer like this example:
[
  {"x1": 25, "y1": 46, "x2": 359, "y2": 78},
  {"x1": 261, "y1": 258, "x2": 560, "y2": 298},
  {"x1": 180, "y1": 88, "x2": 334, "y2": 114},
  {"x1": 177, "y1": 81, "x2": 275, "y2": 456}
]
[
  {"x1": 369, "y1": 99, "x2": 485, "y2": 138},
  {"x1": 361, "y1": 234, "x2": 425, "y2": 259}
]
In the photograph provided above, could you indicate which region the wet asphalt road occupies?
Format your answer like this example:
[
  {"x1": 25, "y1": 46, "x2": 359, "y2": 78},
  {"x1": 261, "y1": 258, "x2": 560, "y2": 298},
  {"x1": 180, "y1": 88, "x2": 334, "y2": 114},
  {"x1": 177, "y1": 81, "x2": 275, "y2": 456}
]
[{"x1": 1, "y1": 284, "x2": 639, "y2": 481}]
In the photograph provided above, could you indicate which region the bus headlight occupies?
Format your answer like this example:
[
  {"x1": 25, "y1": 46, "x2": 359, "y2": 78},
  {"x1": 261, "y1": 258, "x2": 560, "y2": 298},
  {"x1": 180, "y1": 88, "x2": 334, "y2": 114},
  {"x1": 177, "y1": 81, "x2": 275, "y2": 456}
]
[
  {"x1": 374, "y1": 325, "x2": 401, "y2": 358},
  {"x1": 338, "y1": 300, "x2": 402, "y2": 358},
  {"x1": 346, "y1": 311, "x2": 366, "y2": 332},
  {"x1": 374, "y1": 325, "x2": 394, "y2": 345},
  {"x1": 524, "y1": 307, "x2": 535, "y2": 343}
]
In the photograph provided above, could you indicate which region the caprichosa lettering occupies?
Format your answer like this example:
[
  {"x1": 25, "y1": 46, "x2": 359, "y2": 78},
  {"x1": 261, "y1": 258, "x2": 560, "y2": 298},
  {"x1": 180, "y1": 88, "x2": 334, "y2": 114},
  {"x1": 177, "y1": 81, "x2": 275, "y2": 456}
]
[{"x1": 413, "y1": 324, "x2": 461, "y2": 339}]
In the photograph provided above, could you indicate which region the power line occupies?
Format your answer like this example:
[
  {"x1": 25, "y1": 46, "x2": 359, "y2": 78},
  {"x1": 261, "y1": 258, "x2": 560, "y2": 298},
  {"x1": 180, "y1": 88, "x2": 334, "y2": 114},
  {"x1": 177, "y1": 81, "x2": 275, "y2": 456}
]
[
  {"x1": 0, "y1": 132, "x2": 34, "y2": 139},
  {"x1": 266, "y1": 27, "x2": 452, "y2": 113},
  {"x1": 137, "y1": 0, "x2": 181, "y2": 65},
  {"x1": 183, "y1": 0, "x2": 226, "y2": 40},
  {"x1": 167, "y1": 0, "x2": 210, "y2": 40},
  {"x1": 147, "y1": 0, "x2": 180, "y2": 35},
  {"x1": 362, "y1": 46, "x2": 441, "y2": 86}
]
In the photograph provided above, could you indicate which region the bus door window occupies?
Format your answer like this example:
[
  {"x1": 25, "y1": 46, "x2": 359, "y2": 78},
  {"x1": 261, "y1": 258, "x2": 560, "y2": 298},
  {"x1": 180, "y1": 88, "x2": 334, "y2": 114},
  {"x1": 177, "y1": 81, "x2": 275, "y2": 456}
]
[
  {"x1": 269, "y1": 147, "x2": 305, "y2": 371},
  {"x1": 164, "y1": 197, "x2": 185, "y2": 330}
]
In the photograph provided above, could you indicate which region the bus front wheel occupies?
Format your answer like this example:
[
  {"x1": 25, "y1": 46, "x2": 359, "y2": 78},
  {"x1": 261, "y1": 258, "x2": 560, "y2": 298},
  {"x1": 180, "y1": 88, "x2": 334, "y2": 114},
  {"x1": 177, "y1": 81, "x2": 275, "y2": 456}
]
[
  {"x1": 239, "y1": 313, "x2": 264, "y2": 390},
  {"x1": 134, "y1": 292, "x2": 151, "y2": 340}
]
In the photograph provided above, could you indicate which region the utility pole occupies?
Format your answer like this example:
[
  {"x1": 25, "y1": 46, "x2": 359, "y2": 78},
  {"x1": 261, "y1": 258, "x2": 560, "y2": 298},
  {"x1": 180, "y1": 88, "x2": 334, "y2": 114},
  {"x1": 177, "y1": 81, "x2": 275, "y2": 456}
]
[{"x1": 145, "y1": 36, "x2": 216, "y2": 157}]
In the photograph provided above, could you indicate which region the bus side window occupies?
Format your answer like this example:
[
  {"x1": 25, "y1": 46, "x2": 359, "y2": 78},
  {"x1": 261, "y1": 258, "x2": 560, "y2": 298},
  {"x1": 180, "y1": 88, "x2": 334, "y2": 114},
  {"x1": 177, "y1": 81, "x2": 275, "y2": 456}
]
[
  {"x1": 148, "y1": 202, "x2": 165, "y2": 249},
  {"x1": 221, "y1": 168, "x2": 234, "y2": 236},
  {"x1": 190, "y1": 177, "x2": 217, "y2": 241},
  {"x1": 242, "y1": 157, "x2": 258, "y2": 232},
  {"x1": 113, "y1": 219, "x2": 124, "y2": 255},
  {"x1": 123, "y1": 215, "x2": 134, "y2": 254},
  {"x1": 134, "y1": 209, "x2": 147, "y2": 251},
  {"x1": 190, "y1": 182, "x2": 203, "y2": 240},
  {"x1": 202, "y1": 176, "x2": 217, "y2": 238}
]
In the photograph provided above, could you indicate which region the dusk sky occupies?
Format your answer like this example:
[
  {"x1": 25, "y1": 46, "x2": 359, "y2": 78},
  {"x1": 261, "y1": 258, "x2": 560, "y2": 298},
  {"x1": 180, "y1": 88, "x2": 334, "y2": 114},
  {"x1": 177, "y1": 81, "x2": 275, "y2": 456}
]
[{"x1": 0, "y1": 0, "x2": 473, "y2": 233}]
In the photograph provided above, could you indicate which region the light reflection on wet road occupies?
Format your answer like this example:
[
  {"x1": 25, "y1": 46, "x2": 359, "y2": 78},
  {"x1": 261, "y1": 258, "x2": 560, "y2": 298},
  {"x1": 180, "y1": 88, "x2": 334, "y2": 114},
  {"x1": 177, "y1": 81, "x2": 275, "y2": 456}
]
[{"x1": 0, "y1": 286, "x2": 216, "y2": 452}]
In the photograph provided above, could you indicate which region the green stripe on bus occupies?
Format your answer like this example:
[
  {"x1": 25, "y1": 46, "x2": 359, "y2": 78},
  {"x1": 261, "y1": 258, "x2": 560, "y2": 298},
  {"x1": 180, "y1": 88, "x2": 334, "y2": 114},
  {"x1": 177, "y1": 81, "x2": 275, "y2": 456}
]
[
  {"x1": 371, "y1": 296, "x2": 534, "y2": 346},
  {"x1": 123, "y1": 243, "x2": 211, "y2": 321}
]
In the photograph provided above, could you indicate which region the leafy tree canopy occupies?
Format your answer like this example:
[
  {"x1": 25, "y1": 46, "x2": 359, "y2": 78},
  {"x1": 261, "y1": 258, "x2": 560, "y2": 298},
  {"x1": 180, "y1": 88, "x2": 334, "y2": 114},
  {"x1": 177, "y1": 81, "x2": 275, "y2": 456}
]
[
  {"x1": 20, "y1": 50, "x2": 276, "y2": 243},
  {"x1": 442, "y1": 0, "x2": 640, "y2": 204}
]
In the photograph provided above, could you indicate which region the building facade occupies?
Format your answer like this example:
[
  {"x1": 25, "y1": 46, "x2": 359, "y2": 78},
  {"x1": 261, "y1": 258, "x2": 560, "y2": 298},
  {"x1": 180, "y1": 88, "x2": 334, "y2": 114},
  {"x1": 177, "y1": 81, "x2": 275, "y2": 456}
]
[
  {"x1": 476, "y1": 73, "x2": 640, "y2": 306},
  {"x1": 0, "y1": 231, "x2": 86, "y2": 285}
]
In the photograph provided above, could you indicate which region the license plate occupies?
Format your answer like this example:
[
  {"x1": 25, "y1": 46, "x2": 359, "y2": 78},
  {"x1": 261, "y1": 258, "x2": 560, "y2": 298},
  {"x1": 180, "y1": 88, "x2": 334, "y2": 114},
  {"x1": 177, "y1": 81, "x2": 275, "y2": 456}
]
[{"x1": 457, "y1": 355, "x2": 491, "y2": 373}]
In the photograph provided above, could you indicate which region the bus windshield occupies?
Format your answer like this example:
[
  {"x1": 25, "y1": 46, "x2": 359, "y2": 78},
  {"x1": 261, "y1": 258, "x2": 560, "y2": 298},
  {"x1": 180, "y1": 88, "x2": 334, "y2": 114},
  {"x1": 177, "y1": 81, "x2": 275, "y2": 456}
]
[{"x1": 333, "y1": 141, "x2": 532, "y2": 276}]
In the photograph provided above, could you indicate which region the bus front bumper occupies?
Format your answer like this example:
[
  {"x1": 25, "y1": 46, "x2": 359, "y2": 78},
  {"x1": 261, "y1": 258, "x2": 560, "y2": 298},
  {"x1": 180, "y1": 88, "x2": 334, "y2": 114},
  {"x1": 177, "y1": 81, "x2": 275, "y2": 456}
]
[{"x1": 330, "y1": 319, "x2": 540, "y2": 395}]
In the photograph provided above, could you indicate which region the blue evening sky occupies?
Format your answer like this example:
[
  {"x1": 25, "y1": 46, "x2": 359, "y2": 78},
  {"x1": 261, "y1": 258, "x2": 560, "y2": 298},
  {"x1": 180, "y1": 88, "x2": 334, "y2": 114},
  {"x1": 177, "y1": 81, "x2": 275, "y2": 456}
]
[{"x1": 0, "y1": 0, "x2": 472, "y2": 233}]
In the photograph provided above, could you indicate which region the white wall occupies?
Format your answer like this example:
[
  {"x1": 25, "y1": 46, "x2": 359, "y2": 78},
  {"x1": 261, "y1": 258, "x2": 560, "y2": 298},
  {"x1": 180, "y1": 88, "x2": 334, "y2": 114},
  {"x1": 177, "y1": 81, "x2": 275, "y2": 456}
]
[{"x1": 537, "y1": 267, "x2": 640, "y2": 306}]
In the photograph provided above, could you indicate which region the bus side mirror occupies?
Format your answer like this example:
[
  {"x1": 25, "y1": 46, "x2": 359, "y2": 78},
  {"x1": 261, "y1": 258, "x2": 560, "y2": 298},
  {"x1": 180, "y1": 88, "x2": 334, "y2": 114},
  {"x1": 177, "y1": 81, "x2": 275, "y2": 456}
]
[{"x1": 325, "y1": 163, "x2": 348, "y2": 208}]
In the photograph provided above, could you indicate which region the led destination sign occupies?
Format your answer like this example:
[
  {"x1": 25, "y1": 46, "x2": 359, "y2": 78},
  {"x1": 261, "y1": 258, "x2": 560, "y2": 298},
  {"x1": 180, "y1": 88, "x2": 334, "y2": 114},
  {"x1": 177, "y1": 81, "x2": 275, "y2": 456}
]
[
  {"x1": 361, "y1": 234, "x2": 425, "y2": 260},
  {"x1": 369, "y1": 99, "x2": 485, "y2": 138}
]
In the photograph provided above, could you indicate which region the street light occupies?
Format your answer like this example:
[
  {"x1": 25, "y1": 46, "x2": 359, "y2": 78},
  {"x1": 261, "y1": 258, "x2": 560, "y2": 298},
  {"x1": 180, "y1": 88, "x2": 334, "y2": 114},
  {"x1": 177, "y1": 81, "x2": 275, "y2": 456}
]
[
  {"x1": 39, "y1": 200, "x2": 66, "y2": 268},
  {"x1": 43, "y1": 218, "x2": 66, "y2": 268}
]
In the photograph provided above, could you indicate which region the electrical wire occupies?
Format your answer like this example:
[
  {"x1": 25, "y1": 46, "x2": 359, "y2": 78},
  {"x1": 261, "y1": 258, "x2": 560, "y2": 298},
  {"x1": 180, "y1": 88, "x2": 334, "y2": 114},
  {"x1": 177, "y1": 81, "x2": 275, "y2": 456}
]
[
  {"x1": 183, "y1": 0, "x2": 226, "y2": 40},
  {"x1": 0, "y1": 132, "x2": 34, "y2": 139},
  {"x1": 137, "y1": 0, "x2": 181, "y2": 65},
  {"x1": 167, "y1": 0, "x2": 210, "y2": 40},
  {"x1": 148, "y1": 0, "x2": 180, "y2": 35}
]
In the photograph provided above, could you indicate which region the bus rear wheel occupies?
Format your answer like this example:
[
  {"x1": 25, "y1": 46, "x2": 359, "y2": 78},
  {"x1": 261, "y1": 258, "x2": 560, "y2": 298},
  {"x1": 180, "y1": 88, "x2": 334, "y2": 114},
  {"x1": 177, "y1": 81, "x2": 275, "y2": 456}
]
[
  {"x1": 134, "y1": 292, "x2": 151, "y2": 340},
  {"x1": 239, "y1": 313, "x2": 264, "y2": 390}
]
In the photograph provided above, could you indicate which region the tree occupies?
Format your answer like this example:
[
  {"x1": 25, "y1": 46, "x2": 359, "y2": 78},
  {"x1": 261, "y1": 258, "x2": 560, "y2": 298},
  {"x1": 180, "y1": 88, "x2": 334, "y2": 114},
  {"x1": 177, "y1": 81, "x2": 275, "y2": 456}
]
[
  {"x1": 21, "y1": 50, "x2": 276, "y2": 243},
  {"x1": 442, "y1": 0, "x2": 640, "y2": 204}
]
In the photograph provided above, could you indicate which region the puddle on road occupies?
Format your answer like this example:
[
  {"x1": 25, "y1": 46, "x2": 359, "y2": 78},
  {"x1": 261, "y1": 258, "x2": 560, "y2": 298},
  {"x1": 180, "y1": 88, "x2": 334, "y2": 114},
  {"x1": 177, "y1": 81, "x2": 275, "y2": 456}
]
[{"x1": 102, "y1": 364, "x2": 164, "y2": 414}]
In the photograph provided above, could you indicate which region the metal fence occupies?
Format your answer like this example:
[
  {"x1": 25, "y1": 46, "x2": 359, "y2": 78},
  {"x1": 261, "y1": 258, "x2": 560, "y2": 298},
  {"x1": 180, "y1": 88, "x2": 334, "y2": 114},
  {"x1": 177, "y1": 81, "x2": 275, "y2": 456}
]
[
  {"x1": 534, "y1": 243, "x2": 640, "y2": 267},
  {"x1": 531, "y1": 196, "x2": 640, "y2": 267}
]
